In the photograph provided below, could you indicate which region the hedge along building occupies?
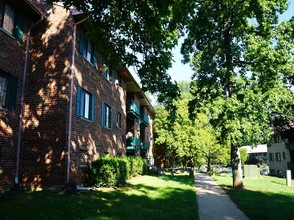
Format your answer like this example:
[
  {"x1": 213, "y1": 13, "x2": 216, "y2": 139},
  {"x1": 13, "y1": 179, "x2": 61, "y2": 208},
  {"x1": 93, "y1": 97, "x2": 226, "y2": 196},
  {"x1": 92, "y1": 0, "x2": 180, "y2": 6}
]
[{"x1": 0, "y1": 0, "x2": 155, "y2": 191}]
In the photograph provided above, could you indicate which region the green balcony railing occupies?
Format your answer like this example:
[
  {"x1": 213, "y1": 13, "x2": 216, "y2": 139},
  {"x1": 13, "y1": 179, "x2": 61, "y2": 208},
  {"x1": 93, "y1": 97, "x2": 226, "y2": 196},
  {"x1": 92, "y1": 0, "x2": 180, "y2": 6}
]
[
  {"x1": 141, "y1": 142, "x2": 150, "y2": 150},
  {"x1": 140, "y1": 113, "x2": 149, "y2": 126},
  {"x1": 127, "y1": 101, "x2": 140, "y2": 118},
  {"x1": 126, "y1": 137, "x2": 141, "y2": 151}
]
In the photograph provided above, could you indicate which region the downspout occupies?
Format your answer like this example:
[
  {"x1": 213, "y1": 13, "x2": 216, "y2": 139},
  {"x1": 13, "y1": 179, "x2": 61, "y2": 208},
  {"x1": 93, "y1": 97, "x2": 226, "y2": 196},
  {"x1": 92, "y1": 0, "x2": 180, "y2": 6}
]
[
  {"x1": 67, "y1": 16, "x2": 89, "y2": 183},
  {"x1": 16, "y1": 16, "x2": 44, "y2": 185}
]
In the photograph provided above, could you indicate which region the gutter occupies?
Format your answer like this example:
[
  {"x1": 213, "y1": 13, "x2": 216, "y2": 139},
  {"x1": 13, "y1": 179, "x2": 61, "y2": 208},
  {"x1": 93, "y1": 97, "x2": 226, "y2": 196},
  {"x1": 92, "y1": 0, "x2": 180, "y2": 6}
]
[
  {"x1": 15, "y1": 15, "x2": 45, "y2": 185},
  {"x1": 67, "y1": 16, "x2": 89, "y2": 183}
]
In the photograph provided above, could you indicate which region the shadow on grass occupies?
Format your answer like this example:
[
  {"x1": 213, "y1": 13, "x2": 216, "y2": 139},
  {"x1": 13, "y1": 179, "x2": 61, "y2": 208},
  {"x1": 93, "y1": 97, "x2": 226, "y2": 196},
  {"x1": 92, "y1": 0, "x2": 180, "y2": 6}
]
[
  {"x1": 0, "y1": 175, "x2": 198, "y2": 220},
  {"x1": 217, "y1": 184, "x2": 294, "y2": 220}
]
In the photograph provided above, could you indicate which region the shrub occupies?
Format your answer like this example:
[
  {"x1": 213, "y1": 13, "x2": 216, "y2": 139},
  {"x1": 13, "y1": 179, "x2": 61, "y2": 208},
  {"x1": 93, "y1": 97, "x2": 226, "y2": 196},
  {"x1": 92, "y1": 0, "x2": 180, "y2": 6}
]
[
  {"x1": 91, "y1": 156, "x2": 119, "y2": 187},
  {"x1": 127, "y1": 156, "x2": 146, "y2": 177},
  {"x1": 90, "y1": 156, "x2": 146, "y2": 187}
]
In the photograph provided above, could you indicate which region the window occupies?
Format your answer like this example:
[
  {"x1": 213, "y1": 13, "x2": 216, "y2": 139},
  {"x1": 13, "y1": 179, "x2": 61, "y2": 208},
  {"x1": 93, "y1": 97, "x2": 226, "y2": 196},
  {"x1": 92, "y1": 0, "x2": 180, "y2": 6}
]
[
  {"x1": 104, "y1": 69, "x2": 114, "y2": 84},
  {"x1": 0, "y1": 1, "x2": 25, "y2": 41},
  {"x1": 102, "y1": 102, "x2": 113, "y2": 129},
  {"x1": 116, "y1": 112, "x2": 121, "y2": 128},
  {"x1": 76, "y1": 86, "x2": 95, "y2": 121},
  {"x1": 79, "y1": 28, "x2": 97, "y2": 66},
  {"x1": 0, "y1": 72, "x2": 17, "y2": 110},
  {"x1": 282, "y1": 152, "x2": 286, "y2": 160},
  {"x1": 0, "y1": 74, "x2": 8, "y2": 108},
  {"x1": 275, "y1": 152, "x2": 281, "y2": 162},
  {"x1": 269, "y1": 153, "x2": 274, "y2": 161}
]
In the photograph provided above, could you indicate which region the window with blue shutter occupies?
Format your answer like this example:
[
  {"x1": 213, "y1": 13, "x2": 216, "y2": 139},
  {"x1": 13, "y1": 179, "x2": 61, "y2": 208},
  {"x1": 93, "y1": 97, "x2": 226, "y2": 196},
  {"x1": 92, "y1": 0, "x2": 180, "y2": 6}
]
[
  {"x1": 102, "y1": 102, "x2": 113, "y2": 129},
  {"x1": 79, "y1": 28, "x2": 97, "y2": 66},
  {"x1": 79, "y1": 28, "x2": 87, "y2": 57},
  {"x1": 14, "y1": 11, "x2": 25, "y2": 41},
  {"x1": 104, "y1": 69, "x2": 114, "y2": 84},
  {"x1": 0, "y1": 2, "x2": 28, "y2": 42},
  {"x1": 76, "y1": 85, "x2": 95, "y2": 121},
  {"x1": 0, "y1": 72, "x2": 17, "y2": 111}
]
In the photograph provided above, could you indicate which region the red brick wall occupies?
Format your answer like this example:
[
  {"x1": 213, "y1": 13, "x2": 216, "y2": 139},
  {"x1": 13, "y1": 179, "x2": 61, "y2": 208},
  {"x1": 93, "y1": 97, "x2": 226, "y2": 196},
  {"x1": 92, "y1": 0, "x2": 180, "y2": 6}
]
[
  {"x1": 70, "y1": 27, "x2": 127, "y2": 184},
  {"x1": 0, "y1": 30, "x2": 26, "y2": 191},
  {"x1": 1, "y1": 1, "x2": 134, "y2": 190},
  {"x1": 21, "y1": 4, "x2": 72, "y2": 189}
]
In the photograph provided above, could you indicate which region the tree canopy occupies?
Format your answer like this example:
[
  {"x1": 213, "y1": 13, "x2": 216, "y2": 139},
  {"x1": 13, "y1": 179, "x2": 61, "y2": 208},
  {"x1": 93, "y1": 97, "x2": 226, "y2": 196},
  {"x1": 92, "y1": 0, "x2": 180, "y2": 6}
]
[{"x1": 154, "y1": 82, "x2": 229, "y2": 169}]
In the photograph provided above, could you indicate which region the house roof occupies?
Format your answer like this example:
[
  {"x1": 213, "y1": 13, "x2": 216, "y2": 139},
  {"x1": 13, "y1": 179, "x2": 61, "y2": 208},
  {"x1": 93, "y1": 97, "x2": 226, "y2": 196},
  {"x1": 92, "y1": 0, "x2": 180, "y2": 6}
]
[{"x1": 241, "y1": 145, "x2": 268, "y2": 153}]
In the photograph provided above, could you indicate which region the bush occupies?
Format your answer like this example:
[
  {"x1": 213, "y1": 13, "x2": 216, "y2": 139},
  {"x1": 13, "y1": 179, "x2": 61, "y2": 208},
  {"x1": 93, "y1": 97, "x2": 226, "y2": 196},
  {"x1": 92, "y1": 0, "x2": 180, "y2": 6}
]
[
  {"x1": 91, "y1": 156, "x2": 146, "y2": 187},
  {"x1": 91, "y1": 157, "x2": 119, "y2": 187}
]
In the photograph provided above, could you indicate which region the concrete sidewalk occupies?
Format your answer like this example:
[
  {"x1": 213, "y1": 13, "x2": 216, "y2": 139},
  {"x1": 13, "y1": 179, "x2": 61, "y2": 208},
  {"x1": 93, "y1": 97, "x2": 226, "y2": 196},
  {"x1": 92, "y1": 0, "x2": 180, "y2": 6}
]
[{"x1": 195, "y1": 173, "x2": 249, "y2": 220}]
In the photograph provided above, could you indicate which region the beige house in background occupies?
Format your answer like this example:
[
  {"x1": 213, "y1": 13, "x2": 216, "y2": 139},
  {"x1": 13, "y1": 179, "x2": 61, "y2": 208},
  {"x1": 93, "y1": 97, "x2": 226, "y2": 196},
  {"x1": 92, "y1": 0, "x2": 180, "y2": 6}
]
[{"x1": 268, "y1": 128, "x2": 294, "y2": 177}]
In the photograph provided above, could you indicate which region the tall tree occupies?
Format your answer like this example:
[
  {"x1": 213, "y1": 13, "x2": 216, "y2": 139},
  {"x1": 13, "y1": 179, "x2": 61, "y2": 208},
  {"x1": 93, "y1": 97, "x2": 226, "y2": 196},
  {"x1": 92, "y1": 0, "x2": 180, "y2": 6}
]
[{"x1": 182, "y1": 0, "x2": 294, "y2": 188}]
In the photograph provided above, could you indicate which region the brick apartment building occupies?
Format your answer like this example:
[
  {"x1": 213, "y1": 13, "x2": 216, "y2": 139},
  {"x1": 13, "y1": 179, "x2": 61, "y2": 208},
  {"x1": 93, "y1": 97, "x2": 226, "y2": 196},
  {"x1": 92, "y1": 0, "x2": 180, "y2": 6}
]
[{"x1": 0, "y1": 0, "x2": 154, "y2": 192}]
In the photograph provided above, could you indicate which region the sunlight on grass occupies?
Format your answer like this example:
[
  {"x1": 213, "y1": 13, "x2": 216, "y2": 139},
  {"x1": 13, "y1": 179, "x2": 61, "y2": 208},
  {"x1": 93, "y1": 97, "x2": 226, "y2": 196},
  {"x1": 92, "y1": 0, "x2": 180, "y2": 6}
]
[
  {"x1": 213, "y1": 174, "x2": 294, "y2": 220},
  {"x1": 0, "y1": 174, "x2": 198, "y2": 220}
]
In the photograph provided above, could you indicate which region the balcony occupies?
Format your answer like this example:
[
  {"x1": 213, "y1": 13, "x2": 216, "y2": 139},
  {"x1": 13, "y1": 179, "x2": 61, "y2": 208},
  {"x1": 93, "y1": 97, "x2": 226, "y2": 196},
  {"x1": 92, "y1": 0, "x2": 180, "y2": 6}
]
[
  {"x1": 126, "y1": 137, "x2": 141, "y2": 151},
  {"x1": 127, "y1": 101, "x2": 140, "y2": 119},
  {"x1": 140, "y1": 114, "x2": 149, "y2": 126},
  {"x1": 141, "y1": 142, "x2": 150, "y2": 150}
]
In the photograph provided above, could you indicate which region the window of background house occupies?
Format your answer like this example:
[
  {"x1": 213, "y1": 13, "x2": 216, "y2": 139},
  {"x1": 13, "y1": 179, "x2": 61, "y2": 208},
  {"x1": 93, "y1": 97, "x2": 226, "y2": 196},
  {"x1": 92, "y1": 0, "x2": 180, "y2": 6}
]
[
  {"x1": 0, "y1": 72, "x2": 17, "y2": 110},
  {"x1": 76, "y1": 86, "x2": 95, "y2": 121},
  {"x1": 275, "y1": 152, "x2": 281, "y2": 162},
  {"x1": 79, "y1": 28, "x2": 97, "y2": 66},
  {"x1": 0, "y1": 1, "x2": 25, "y2": 41},
  {"x1": 269, "y1": 153, "x2": 274, "y2": 161},
  {"x1": 102, "y1": 102, "x2": 113, "y2": 129},
  {"x1": 282, "y1": 152, "x2": 286, "y2": 160},
  {"x1": 116, "y1": 112, "x2": 121, "y2": 128}
]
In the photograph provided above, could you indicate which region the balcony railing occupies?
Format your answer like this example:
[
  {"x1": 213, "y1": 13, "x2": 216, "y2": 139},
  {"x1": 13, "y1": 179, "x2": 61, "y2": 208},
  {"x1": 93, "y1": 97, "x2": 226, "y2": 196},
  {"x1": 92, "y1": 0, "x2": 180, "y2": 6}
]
[
  {"x1": 140, "y1": 113, "x2": 149, "y2": 126},
  {"x1": 126, "y1": 137, "x2": 141, "y2": 150},
  {"x1": 127, "y1": 101, "x2": 140, "y2": 118},
  {"x1": 141, "y1": 142, "x2": 150, "y2": 150}
]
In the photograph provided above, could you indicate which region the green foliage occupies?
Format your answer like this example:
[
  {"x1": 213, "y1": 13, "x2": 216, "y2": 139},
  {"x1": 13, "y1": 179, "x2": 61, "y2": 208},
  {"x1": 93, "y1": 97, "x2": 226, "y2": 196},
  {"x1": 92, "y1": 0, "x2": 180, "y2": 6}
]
[
  {"x1": 91, "y1": 156, "x2": 146, "y2": 187},
  {"x1": 240, "y1": 148, "x2": 249, "y2": 164},
  {"x1": 128, "y1": 156, "x2": 146, "y2": 177},
  {"x1": 91, "y1": 156, "x2": 120, "y2": 187},
  {"x1": 154, "y1": 81, "x2": 229, "y2": 168}
]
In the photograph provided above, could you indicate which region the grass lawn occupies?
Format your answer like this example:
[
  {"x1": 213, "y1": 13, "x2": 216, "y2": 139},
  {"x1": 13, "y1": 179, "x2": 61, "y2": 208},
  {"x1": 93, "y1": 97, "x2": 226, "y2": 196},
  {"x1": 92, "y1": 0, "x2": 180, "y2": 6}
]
[
  {"x1": 0, "y1": 174, "x2": 198, "y2": 220},
  {"x1": 213, "y1": 174, "x2": 294, "y2": 220}
]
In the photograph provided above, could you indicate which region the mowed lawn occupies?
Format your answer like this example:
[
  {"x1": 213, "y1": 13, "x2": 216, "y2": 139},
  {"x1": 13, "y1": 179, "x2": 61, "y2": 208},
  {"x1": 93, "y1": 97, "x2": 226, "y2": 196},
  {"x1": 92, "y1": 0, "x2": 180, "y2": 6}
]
[
  {"x1": 0, "y1": 174, "x2": 198, "y2": 220},
  {"x1": 213, "y1": 174, "x2": 294, "y2": 220}
]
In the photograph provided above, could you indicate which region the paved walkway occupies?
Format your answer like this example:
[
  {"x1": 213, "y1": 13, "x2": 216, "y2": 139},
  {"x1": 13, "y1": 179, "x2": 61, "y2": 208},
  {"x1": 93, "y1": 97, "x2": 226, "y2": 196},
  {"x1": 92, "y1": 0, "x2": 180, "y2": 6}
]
[{"x1": 195, "y1": 173, "x2": 249, "y2": 220}]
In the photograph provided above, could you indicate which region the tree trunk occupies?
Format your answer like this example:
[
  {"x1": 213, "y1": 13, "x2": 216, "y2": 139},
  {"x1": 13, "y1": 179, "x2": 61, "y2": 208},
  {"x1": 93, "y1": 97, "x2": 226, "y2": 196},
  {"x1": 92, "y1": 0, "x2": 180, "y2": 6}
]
[
  {"x1": 231, "y1": 145, "x2": 244, "y2": 189},
  {"x1": 207, "y1": 156, "x2": 211, "y2": 173}
]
